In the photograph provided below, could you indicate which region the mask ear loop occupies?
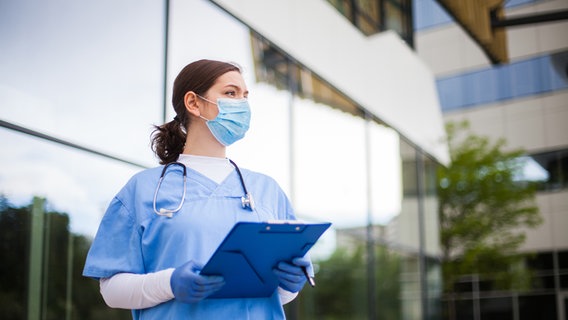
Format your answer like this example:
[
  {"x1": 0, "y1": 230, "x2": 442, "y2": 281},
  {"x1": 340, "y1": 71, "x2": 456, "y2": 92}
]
[
  {"x1": 196, "y1": 95, "x2": 218, "y2": 122},
  {"x1": 196, "y1": 94, "x2": 217, "y2": 105}
]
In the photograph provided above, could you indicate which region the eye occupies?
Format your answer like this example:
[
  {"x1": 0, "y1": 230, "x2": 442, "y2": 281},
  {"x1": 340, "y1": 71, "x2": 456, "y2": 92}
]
[{"x1": 225, "y1": 90, "x2": 236, "y2": 97}]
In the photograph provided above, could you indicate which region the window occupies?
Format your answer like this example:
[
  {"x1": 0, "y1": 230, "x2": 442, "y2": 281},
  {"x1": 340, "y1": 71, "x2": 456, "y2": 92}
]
[
  {"x1": 251, "y1": 32, "x2": 365, "y2": 119},
  {"x1": 327, "y1": 0, "x2": 414, "y2": 47},
  {"x1": 436, "y1": 51, "x2": 568, "y2": 111},
  {"x1": 515, "y1": 149, "x2": 568, "y2": 192}
]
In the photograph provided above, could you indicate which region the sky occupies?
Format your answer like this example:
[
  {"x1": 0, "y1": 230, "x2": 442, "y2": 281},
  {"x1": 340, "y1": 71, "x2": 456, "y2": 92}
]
[{"x1": 0, "y1": 0, "x2": 402, "y2": 259}]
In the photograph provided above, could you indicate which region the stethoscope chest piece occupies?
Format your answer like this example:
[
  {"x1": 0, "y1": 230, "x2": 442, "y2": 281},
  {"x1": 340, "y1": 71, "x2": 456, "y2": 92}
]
[{"x1": 241, "y1": 193, "x2": 255, "y2": 211}]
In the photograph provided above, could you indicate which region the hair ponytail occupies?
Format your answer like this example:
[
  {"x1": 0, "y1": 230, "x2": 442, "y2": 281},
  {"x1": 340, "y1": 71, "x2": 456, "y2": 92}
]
[{"x1": 151, "y1": 117, "x2": 186, "y2": 164}]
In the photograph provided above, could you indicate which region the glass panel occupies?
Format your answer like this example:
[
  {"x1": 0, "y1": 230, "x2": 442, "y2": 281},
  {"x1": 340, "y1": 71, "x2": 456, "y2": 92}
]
[
  {"x1": 559, "y1": 274, "x2": 568, "y2": 289},
  {"x1": 426, "y1": 258, "x2": 442, "y2": 319},
  {"x1": 413, "y1": 0, "x2": 453, "y2": 30},
  {"x1": 526, "y1": 252, "x2": 554, "y2": 271},
  {"x1": 480, "y1": 297, "x2": 514, "y2": 320},
  {"x1": 0, "y1": 133, "x2": 137, "y2": 319},
  {"x1": 455, "y1": 299, "x2": 475, "y2": 320},
  {"x1": 435, "y1": 51, "x2": 568, "y2": 111},
  {"x1": 1, "y1": 0, "x2": 162, "y2": 317},
  {"x1": 559, "y1": 250, "x2": 568, "y2": 269},
  {"x1": 1, "y1": 0, "x2": 439, "y2": 319},
  {"x1": 356, "y1": 0, "x2": 380, "y2": 34},
  {"x1": 326, "y1": 0, "x2": 414, "y2": 45},
  {"x1": 529, "y1": 149, "x2": 568, "y2": 191},
  {"x1": 518, "y1": 294, "x2": 558, "y2": 320},
  {"x1": 385, "y1": 1, "x2": 404, "y2": 35}
]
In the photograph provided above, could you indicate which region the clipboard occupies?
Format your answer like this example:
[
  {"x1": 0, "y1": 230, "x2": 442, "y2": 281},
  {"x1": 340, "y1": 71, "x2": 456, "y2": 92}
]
[{"x1": 200, "y1": 221, "x2": 332, "y2": 299}]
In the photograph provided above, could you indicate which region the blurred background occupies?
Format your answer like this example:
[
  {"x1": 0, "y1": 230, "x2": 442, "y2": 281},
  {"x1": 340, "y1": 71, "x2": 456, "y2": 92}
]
[{"x1": 0, "y1": 0, "x2": 567, "y2": 319}]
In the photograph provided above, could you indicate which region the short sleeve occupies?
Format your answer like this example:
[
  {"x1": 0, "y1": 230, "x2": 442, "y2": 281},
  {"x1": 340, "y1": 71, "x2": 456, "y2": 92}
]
[{"x1": 82, "y1": 196, "x2": 145, "y2": 279}]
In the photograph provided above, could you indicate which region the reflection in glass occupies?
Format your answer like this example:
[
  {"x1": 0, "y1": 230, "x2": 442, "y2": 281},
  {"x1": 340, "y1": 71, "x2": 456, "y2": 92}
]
[
  {"x1": 0, "y1": 0, "x2": 445, "y2": 319},
  {"x1": 0, "y1": 196, "x2": 130, "y2": 319}
]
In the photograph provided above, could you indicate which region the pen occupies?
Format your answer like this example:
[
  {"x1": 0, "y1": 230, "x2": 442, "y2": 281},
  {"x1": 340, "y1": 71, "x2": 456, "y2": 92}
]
[{"x1": 302, "y1": 267, "x2": 316, "y2": 287}]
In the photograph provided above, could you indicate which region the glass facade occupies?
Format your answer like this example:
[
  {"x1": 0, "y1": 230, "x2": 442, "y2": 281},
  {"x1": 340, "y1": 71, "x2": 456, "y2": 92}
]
[
  {"x1": 436, "y1": 51, "x2": 568, "y2": 112},
  {"x1": 528, "y1": 149, "x2": 568, "y2": 192},
  {"x1": 441, "y1": 250, "x2": 568, "y2": 320},
  {"x1": 0, "y1": 0, "x2": 442, "y2": 319},
  {"x1": 327, "y1": 0, "x2": 414, "y2": 47},
  {"x1": 413, "y1": 0, "x2": 547, "y2": 31}
]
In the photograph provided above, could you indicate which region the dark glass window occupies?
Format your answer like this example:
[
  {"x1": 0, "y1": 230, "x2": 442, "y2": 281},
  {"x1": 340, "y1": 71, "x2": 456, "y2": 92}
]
[
  {"x1": 518, "y1": 294, "x2": 557, "y2": 320},
  {"x1": 327, "y1": 0, "x2": 414, "y2": 47},
  {"x1": 559, "y1": 251, "x2": 568, "y2": 289},
  {"x1": 513, "y1": 149, "x2": 568, "y2": 192},
  {"x1": 526, "y1": 252, "x2": 554, "y2": 271},
  {"x1": 559, "y1": 250, "x2": 568, "y2": 269},
  {"x1": 453, "y1": 279, "x2": 473, "y2": 293},
  {"x1": 559, "y1": 275, "x2": 568, "y2": 289},
  {"x1": 455, "y1": 299, "x2": 475, "y2": 320},
  {"x1": 480, "y1": 297, "x2": 513, "y2": 320},
  {"x1": 530, "y1": 150, "x2": 568, "y2": 191}
]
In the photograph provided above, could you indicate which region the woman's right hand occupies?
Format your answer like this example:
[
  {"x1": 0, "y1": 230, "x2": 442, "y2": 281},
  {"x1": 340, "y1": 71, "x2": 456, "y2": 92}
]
[{"x1": 170, "y1": 261, "x2": 225, "y2": 304}]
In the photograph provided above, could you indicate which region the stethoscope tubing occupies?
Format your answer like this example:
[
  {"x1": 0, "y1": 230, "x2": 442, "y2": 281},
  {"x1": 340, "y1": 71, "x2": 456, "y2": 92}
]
[{"x1": 153, "y1": 159, "x2": 254, "y2": 217}]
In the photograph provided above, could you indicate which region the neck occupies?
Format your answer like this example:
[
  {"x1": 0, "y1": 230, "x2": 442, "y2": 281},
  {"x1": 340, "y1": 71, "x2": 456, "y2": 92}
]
[{"x1": 183, "y1": 130, "x2": 226, "y2": 158}]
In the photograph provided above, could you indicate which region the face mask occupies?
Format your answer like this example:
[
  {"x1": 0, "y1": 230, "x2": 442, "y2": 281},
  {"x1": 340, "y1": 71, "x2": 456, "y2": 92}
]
[{"x1": 198, "y1": 96, "x2": 251, "y2": 146}]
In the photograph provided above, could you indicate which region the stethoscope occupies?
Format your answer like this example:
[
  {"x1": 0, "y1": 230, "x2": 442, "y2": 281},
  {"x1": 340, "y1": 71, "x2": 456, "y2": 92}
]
[{"x1": 153, "y1": 159, "x2": 255, "y2": 218}]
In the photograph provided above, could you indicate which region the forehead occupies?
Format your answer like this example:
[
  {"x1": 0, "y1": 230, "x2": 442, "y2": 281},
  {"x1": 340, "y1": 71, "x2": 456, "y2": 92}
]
[{"x1": 212, "y1": 70, "x2": 247, "y2": 90}]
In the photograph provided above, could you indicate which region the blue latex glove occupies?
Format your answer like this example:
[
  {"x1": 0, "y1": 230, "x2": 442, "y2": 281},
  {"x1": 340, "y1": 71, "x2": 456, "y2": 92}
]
[
  {"x1": 273, "y1": 256, "x2": 310, "y2": 293},
  {"x1": 170, "y1": 261, "x2": 225, "y2": 304}
]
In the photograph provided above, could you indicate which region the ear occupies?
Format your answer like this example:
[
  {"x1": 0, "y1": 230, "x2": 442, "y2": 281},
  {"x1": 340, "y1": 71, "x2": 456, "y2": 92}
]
[{"x1": 184, "y1": 91, "x2": 201, "y2": 117}]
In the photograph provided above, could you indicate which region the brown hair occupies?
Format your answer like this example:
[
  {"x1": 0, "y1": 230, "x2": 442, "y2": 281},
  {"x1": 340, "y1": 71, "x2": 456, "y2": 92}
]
[{"x1": 151, "y1": 59, "x2": 241, "y2": 164}]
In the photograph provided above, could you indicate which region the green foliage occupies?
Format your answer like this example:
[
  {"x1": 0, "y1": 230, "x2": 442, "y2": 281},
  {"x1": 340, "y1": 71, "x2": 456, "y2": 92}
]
[
  {"x1": 437, "y1": 121, "x2": 542, "y2": 292},
  {"x1": 301, "y1": 244, "x2": 402, "y2": 320},
  {"x1": 0, "y1": 195, "x2": 130, "y2": 320}
]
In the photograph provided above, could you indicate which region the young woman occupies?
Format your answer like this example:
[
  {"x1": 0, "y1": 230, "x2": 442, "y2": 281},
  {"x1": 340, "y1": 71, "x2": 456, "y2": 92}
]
[{"x1": 83, "y1": 59, "x2": 310, "y2": 319}]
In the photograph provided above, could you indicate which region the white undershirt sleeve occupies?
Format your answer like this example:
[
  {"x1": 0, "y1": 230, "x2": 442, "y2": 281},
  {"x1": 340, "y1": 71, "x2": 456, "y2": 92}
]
[
  {"x1": 99, "y1": 269, "x2": 175, "y2": 309},
  {"x1": 278, "y1": 287, "x2": 298, "y2": 305},
  {"x1": 100, "y1": 270, "x2": 298, "y2": 309}
]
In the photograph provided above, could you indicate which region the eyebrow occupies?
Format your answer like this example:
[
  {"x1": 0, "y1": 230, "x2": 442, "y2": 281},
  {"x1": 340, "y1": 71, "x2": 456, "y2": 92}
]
[{"x1": 224, "y1": 83, "x2": 249, "y2": 96}]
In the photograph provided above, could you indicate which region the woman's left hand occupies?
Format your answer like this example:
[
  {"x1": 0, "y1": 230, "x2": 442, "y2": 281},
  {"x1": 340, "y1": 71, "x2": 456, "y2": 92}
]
[{"x1": 272, "y1": 257, "x2": 310, "y2": 293}]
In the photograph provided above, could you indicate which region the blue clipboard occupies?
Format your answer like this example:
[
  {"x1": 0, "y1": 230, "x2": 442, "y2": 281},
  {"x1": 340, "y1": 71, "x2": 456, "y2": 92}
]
[{"x1": 200, "y1": 221, "x2": 332, "y2": 299}]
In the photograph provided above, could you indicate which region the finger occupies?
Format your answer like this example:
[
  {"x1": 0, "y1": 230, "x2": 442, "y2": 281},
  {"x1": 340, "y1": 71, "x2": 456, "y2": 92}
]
[
  {"x1": 273, "y1": 268, "x2": 305, "y2": 283},
  {"x1": 292, "y1": 257, "x2": 310, "y2": 267},
  {"x1": 276, "y1": 262, "x2": 304, "y2": 276},
  {"x1": 194, "y1": 275, "x2": 225, "y2": 285},
  {"x1": 191, "y1": 279, "x2": 226, "y2": 292}
]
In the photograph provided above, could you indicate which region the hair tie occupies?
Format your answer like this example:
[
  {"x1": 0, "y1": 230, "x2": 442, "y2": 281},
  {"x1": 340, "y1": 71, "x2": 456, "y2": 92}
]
[{"x1": 173, "y1": 115, "x2": 182, "y2": 123}]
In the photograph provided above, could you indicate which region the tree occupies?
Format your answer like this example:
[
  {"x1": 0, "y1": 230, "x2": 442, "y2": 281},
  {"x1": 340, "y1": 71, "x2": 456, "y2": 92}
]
[
  {"x1": 0, "y1": 195, "x2": 130, "y2": 320},
  {"x1": 301, "y1": 244, "x2": 401, "y2": 320},
  {"x1": 437, "y1": 121, "x2": 542, "y2": 292}
]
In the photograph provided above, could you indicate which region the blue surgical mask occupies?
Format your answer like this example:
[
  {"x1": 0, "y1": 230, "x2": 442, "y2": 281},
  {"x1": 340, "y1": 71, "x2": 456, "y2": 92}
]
[{"x1": 198, "y1": 96, "x2": 251, "y2": 146}]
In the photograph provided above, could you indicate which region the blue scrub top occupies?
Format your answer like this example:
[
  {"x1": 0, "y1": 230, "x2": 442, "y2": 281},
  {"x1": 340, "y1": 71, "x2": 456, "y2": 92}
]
[{"x1": 83, "y1": 164, "x2": 295, "y2": 319}]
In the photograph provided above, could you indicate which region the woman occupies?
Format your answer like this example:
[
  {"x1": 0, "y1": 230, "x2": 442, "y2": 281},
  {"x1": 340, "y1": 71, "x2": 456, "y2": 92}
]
[{"x1": 83, "y1": 59, "x2": 310, "y2": 319}]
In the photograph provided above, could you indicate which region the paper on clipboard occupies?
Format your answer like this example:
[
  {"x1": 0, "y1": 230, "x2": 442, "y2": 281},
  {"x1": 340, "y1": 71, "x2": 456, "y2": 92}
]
[{"x1": 200, "y1": 221, "x2": 332, "y2": 299}]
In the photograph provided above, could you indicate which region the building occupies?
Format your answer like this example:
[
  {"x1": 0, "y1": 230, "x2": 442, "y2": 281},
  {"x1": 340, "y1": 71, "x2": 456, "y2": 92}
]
[
  {"x1": 0, "y1": 0, "x2": 452, "y2": 319},
  {"x1": 414, "y1": 0, "x2": 568, "y2": 319}
]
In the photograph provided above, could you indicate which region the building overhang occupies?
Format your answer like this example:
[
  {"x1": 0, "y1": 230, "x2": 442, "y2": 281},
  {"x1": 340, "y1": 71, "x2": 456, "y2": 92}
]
[{"x1": 211, "y1": 0, "x2": 450, "y2": 165}]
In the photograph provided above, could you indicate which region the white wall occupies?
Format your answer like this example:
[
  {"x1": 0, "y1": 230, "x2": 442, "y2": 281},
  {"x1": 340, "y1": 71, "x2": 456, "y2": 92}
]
[{"x1": 211, "y1": 0, "x2": 450, "y2": 166}]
